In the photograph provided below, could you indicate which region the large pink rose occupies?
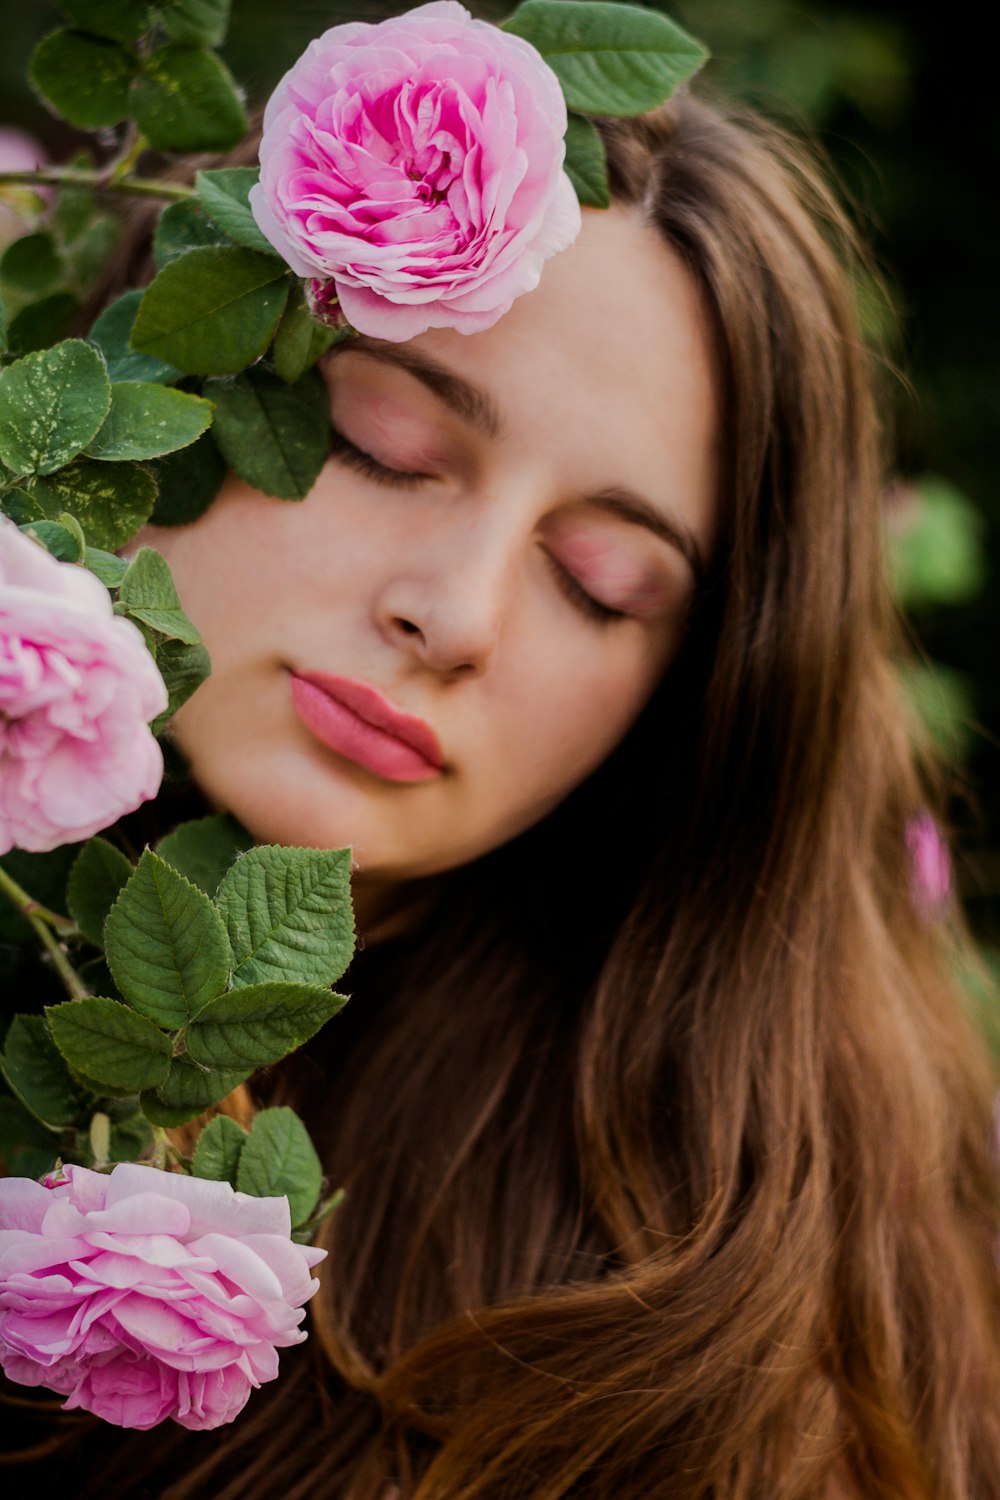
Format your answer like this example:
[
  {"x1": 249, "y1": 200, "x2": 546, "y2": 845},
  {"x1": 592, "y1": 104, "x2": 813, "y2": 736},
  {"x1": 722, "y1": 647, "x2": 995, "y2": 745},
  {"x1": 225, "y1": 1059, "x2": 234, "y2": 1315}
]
[
  {"x1": 0, "y1": 520, "x2": 168, "y2": 855},
  {"x1": 0, "y1": 1164, "x2": 326, "y2": 1431},
  {"x1": 249, "y1": 0, "x2": 581, "y2": 341}
]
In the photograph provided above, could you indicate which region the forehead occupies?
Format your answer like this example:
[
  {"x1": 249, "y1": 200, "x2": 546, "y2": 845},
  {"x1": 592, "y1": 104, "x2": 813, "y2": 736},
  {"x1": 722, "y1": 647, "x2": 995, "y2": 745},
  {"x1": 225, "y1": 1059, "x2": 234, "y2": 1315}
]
[{"x1": 389, "y1": 204, "x2": 719, "y2": 550}]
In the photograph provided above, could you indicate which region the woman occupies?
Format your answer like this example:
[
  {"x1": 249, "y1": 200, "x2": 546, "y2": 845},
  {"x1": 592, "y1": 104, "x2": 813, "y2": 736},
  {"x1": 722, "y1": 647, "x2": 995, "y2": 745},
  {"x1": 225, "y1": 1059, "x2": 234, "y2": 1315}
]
[{"x1": 13, "y1": 90, "x2": 1000, "y2": 1500}]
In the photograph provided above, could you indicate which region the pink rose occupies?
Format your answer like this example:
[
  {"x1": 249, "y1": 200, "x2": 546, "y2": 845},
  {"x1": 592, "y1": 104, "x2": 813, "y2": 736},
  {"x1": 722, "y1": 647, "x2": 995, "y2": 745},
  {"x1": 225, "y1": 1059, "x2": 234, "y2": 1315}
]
[
  {"x1": 906, "y1": 812, "x2": 951, "y2": 920},
  {"x1": 0, "y1": 1164, "x2": 326, "y2": 1431},
  {"x1": 249, "y1": 0, "x2": 581, "y2": 342},
  {"x1": 0, "y1": 520, "x2": 168, "y2": 855}
]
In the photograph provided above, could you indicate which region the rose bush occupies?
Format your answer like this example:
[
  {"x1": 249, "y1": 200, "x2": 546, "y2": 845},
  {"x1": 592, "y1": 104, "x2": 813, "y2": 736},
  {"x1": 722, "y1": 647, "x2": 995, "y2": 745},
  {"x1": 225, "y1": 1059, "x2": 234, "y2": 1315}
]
[
  {"x1": 0, "y1": 1164, "x2": 326, "y2": 1431},
  {"x1": 0, "y1": 520, "x2": 167, "y2": 855},
  {"x1": 249, "y1": 0, "x2": 581, "y2": 341}
]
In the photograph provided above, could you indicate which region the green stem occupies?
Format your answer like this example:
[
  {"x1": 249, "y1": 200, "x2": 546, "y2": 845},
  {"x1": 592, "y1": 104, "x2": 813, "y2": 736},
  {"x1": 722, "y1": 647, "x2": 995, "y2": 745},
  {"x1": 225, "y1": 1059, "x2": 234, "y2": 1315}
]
[
  {"x1": 0, "y1": 167, "x2": 195, "y2": 202},
  {"x1": 0, "y1": 864, "x2": 88, "y2": 1000}
]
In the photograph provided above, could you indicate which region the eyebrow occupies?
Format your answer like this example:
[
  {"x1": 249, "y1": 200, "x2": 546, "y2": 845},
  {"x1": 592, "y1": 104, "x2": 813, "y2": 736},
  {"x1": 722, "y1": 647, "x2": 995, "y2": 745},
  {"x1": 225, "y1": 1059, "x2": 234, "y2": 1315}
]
[{"x1": 329, "y1": 338, "x2": 707, "y2": 582}]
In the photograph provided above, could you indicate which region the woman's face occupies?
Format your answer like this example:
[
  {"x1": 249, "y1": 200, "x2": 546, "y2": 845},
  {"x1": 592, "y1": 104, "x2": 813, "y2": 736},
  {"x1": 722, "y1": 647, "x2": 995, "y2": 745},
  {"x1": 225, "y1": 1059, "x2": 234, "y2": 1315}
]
[{"x1": 139, "y1": 206, "x2": 718, "y2": 896}]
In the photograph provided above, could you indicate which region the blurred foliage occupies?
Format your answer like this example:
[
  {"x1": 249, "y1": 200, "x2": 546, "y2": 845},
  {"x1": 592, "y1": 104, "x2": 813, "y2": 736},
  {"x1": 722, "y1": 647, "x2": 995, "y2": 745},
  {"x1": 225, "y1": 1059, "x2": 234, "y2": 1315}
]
[{"x1": 1, "y1": 0, "x2": 998, "y2": 945}]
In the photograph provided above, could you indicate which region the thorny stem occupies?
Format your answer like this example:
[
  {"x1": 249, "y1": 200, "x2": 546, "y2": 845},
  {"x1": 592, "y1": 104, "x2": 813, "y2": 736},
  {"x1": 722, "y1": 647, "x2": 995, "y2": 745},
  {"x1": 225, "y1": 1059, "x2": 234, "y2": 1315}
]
[
  {"x1": 0, "y1": 167, "x2": 195, "y2": 202},
  {"x1": 0, "y1": 863, "x2": 89, "y2": 1001}
]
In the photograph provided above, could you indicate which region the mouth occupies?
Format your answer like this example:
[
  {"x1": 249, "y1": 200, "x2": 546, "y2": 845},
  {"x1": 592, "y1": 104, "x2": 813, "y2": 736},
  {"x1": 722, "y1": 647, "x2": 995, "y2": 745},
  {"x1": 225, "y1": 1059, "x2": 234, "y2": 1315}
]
[{"x1": 289, "y1": 671, "x2": 444, "y2": 783}]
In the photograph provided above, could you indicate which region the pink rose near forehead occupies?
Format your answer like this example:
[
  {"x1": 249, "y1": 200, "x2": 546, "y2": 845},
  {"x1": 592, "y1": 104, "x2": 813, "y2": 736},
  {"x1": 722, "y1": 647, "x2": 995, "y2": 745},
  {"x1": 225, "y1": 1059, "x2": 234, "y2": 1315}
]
[
  {"x1": 0, "y1": 520, "x2": 168, "y2": 855},
  {"x1": 0, "y1": 1164, "x2": 326, "y2": 1431},
  {"x1": 249, "y1": 0, "x2": 582, "y2": 342}
]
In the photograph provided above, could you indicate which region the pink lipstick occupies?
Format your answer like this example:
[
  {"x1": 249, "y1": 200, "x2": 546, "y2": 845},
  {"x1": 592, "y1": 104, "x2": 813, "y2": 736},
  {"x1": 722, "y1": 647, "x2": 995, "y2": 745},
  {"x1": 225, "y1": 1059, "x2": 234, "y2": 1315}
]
[{"x1": 289, "y1": 671, "x2": 443, "y2": 783}]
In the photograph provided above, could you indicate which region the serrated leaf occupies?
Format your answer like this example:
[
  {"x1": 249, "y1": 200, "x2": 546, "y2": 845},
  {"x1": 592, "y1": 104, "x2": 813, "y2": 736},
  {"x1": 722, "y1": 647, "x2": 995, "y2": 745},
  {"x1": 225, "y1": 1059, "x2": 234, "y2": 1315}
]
[
  {"x1": 30, "y1": 29, "x2": 138, "y2": 129},
  {"x1": 271, "y1": 295, "x2": 340, "y2": 384},
  {"x1": 160, "y1": 0, "x2": 231, "y2": 47},
  {"x1": 4, "y1": 291, "x2": 81, "y2": 357},
  {"x1": 192, "y1": 1113, "x2": 246, "y2": 1184},
  {"x1": 0, "y1": 340, "x2": 110, "y2": 475},
  {"x1": 503, "y1": 0, "x2": 708, "y2": 115},
  {"x1": 1, "y1": 1015, "x2": 89, "y2": 1129},
  {"x1": 131, "y1": 44, "x2": 247, "y2": 153},
  {"x1": 131, "y1": 246, "x2": 289, "y2": 376},
  {"x1": 149, "y1": 427, "x2": 226, "y2": 526},
  {"x1": 563, "y1": 114, "x2": 610, "y2": 208},
  {"x1": 185, "y1": 982, "x2": 347, "y2": 1070},
  {"x1": 23, "y1": 458, "x2": 157, "y2": 552},
  {"x1": 20, "y1": 518, "x2": 84, "y2": 563},
  {"x1": 205, "y1": 366, "x2": 328, "y2": 500},
  {"x1": 237, "y1": 1107, "x2": 322, "y2": 1226},
  {"x1": 149, "y1": 636, "x2": 211, "y2": 734},
  {"x1": 153, "y1": 201, "x2": 226, "y2": 270},
  {"x1": 141, "y1": 1052, "x2": 251, "y2": 1125},
  {"x1": 60, "y1": 0, "x2": 153, "y2": 44},
  {"x1": 67, "y1": 837, "x2": 134, "y2": 946},
  {"x1": 215, "y1": 845, "x2": 354, "y2": 989},
  {"x1": 88, "y1": 290, "x2": 181, "y2": 384},
  {"x1": 85, "y1": 546, "x2": 129, "y2": 587},
  {"x1": 46, "y1": 997, "x2": 171, "y2": 1092},
  {"x1": 86, "y1": 383, "x2": 212, "y2": 462},
  {"x1": 195, "y1": 168, "x2": 273, "y2": 254},
  {"x1": 104, "y1": 849, "x2": 231, "y2": 1026},
  {"x1": 118, "y1": 546, "x2": 202, "y2": 643},
  {"x1": 0, "y1": 232, "x2": 65, "y2": 297},
  {"x1": 156, "y1": 814, "x2": 253, "y2": 897}
]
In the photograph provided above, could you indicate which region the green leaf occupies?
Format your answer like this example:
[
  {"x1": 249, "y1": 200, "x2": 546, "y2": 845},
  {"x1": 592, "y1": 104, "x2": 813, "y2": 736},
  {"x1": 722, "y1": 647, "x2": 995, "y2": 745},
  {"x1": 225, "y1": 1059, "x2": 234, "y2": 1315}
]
[
  {"x1": 0, "y1": 340, "x2": 110, "y2": 476},
  {"x1": 0, "y1": 232, "x2": 65, "y2": 297},
  {"x1": 206, "y1": 366, "x2": 328, "y2": 500},
  {"x1": 215, "y1": 845, "x2": 354, "y2": 990},
  {"x1": 86, "y1": 383, "x2": 213, "y2": 462},
  {"x1": 563, "y1": 114, "x2": 610, "y2": 208},
  {"x1": 131, "y1": 44, "x2": 248, "y2": 153},
  {"x1": 0, "y1": 1095, "x2": 60, "y2": 1179},
  {"x1": 67, "y1": 837, "x2": 134, "y2": 946},
  {"x1": 149, "y1": 427, "x2": 226, "y2": 526},
  {"x1": 887, "y1": 475, "x2": 988, "y2": 610},
  {"x1": 46, "y1": 997, "x2": 171, "y2": 1092},
  {"x1": 85, "y1": 546, "x2": 129, "y2": 587},
  {"x1": 108, "y1": 1108, "x2": 154, "y2": 1162},
  {"x1": 153, "y1": 200, "x2": 226, "y2": 270},
  {"x1": 60, "y1": 0, "x2": 153, "y2": 44},
  {"x1": 160, "y1": 0, "x2": 230, "y2": 47},
  {"x1": 1, "y1": 1015, "x2": 89, "y2": 1129},
  {"x1": 195, "y1": 168, "x2": 273, "y2": 255},
  {"x1": 186, "y1": 982, "x2": 348, "y2": 1070},
  {"x1": 141, "y1": 1052, "x2": 251, "y2": 1124},
  {"x1": 237, "y1": 1107, "x2": 322, "y2": 1226},
  {"x1": 156, "y1": 814, "x2": 254, "y2": 897},
  {"x1": 118, "y1": 546, "x2": 202, "y2": 643},
  {"x1": 131, "y1": 247, "x2": 289, "y2": 376},
  {"x1": 67, "y1": 217, "x2": 122, "y2": 296},
  {"x1": 23, "y1": 458, "x2": 157, "y2": 551},
  {"x1": 192, "y1": 1112, "x2": 246, "y2": 1184},
  {"x1": 4, "y1": 292, "x2": 81, "y2": 357},
  {"x1": 88, "y1": 290, "x2": 181, "y2": 384},
  {"x1": 30, "y1": 29, "x2": 138, "y2": 129},
  {"x1": 20, "y1": 518, "x2": 84, "y2": 563},
  {"x1": 272, "y1": 295, "x2": 340, "y2": 384},
  {"x1": 148, "y1": 636, "x2": 211, "y2": 734},
  {"x1": 0, "y1": 292, "x2": 7, "y2": 355},
  {"x1": 502, "y1": 0, "x2": 708, "y2": 115},
  {"x1": 104, "y1": 849, "x2": 232, "y2": 1027}
]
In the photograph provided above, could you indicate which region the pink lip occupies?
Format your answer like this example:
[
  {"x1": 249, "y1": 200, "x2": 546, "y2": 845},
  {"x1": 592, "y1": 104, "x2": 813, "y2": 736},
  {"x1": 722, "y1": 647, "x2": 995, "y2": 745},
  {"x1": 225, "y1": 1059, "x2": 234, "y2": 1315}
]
[{"x1": 289, "y1": 671, "x2": 443, "y2": 783}]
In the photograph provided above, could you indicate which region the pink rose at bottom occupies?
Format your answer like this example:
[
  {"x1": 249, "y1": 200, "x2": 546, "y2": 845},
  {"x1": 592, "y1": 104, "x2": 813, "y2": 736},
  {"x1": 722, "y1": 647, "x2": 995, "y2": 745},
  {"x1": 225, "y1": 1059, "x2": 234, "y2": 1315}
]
[
  {"x1": 0, "y1": 519, "x2": 168, "y2": 855},
  {"x1": 0, "y1": 1164, "x2": 326, "y2": 1430}
]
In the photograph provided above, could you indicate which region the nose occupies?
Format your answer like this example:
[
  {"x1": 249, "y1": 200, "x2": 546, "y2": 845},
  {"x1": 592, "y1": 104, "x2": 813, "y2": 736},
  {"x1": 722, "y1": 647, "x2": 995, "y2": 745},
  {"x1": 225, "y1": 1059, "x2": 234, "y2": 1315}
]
[{"x1": 374, "y1": 509, "x2": 516, "y2": 679}]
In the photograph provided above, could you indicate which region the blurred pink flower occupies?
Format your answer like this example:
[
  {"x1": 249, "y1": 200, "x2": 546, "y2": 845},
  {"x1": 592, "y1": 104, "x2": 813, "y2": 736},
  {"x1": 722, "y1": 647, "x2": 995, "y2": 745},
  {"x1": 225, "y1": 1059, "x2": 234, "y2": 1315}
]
[
  {"x1": 0, "y1": 1164, "x2": 325, "y2": 1431},
  {"x1": 906, "y1": 812, "x2": 951, "y2": 920},
  {"x1": 250, "y1": 0, "x2": 581, "y2": 341},
  {"x1": 0, "y1": 126, "x2": 48, "y2": 245},
  {"x1": 0, "y1": 520, "x2": 168, "y2": 855}
]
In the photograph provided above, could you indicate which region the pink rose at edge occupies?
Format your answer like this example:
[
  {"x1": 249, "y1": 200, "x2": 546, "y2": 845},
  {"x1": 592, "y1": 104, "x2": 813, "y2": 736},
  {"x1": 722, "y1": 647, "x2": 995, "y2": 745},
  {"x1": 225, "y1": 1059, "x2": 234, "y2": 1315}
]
[
  {"x1": 905, "y1": 812, "x2": 951, "y2": 920},
  {"x1": 0, "y1": 1164, "x2": 326, "y2": 1431},
  {"x1": 0, "y1": 519, "x2": 168, "y2": 855},
  {"x1": 249, "y1": 0, "x2": 582, "y2": 342}
]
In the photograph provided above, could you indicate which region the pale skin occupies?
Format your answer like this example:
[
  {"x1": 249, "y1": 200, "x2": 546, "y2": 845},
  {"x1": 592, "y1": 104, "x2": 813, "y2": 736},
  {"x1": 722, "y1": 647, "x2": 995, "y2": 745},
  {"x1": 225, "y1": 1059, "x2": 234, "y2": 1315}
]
[{"x1": 136, "y1": 207, "x2": 719, "y2": 929}]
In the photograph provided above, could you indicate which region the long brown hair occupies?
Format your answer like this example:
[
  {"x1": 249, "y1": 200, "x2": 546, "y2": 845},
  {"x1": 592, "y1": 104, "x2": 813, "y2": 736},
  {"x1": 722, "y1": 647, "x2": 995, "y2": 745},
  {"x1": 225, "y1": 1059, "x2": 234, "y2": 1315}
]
[{"x1": 38, "y1": 93, "x2": 1000, "y2": 1498}]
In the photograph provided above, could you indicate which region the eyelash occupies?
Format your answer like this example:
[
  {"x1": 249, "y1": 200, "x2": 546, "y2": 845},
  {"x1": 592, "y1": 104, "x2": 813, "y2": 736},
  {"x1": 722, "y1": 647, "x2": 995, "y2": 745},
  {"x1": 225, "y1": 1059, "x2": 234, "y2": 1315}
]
[{"x1": 328, "y1": 422, "x2": 628, "y2": 627}]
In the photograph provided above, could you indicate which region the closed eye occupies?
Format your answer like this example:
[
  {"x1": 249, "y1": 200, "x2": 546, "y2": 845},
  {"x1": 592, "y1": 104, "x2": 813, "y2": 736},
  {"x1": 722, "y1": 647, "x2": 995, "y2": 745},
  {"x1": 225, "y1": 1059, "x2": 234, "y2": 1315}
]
[
  {"x1": 328, "y1": 423, "x2": 432, "y2": 488},
  {"x1": 543, "y1": 551, "x2": 629, "y2": 626}
]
